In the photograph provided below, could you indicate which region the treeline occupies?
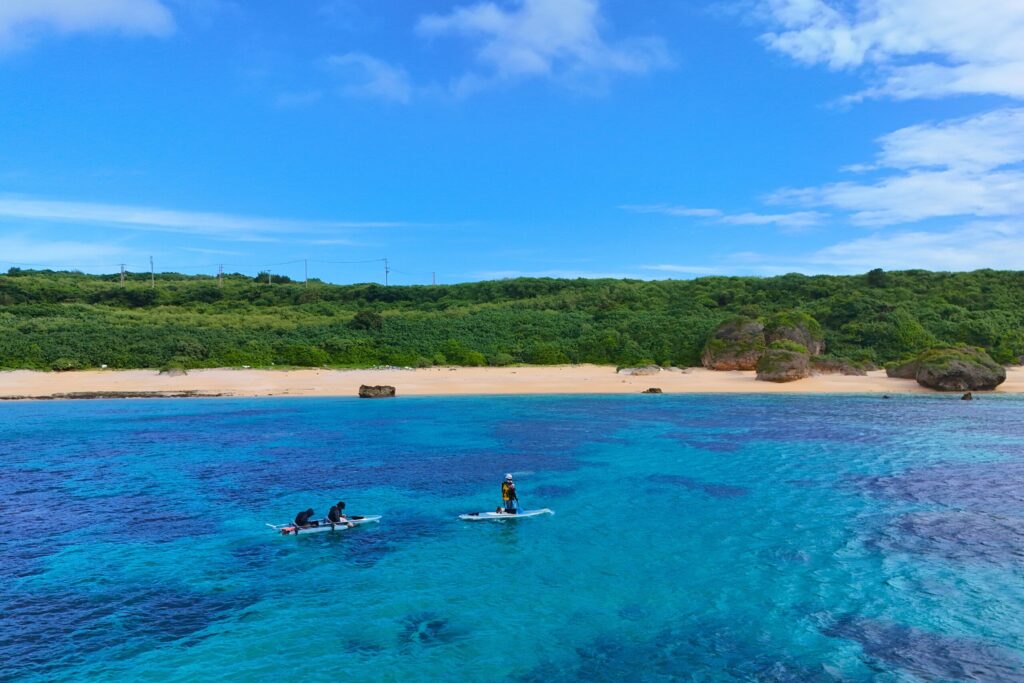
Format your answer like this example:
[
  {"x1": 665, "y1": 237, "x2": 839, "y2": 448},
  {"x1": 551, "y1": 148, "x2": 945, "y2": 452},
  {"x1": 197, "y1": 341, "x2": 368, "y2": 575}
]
[{"x1": 1, "y1": 267, "x2": 1023, "y2": 370}]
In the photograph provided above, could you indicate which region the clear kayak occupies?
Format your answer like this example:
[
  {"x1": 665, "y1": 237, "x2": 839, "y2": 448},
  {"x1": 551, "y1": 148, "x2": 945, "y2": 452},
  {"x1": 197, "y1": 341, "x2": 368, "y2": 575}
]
[
  {"x1": 459, "y1": 508, "x2": 554, "y2": 521},
  {"x1": 268, "y1": 515, "x2": 381, "y2": 535}
]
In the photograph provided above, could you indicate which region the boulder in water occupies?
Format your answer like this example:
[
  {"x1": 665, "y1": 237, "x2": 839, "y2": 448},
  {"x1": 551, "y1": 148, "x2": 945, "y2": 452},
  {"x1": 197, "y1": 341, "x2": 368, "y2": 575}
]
[
  {"x1": 642, "y1": 387, "x2": 663, "y2": 394},
  {"x1": 359, "y1": 384, "x2": 396, "y2": 398},
  {"x1": 961, "y1": 392, "x2": 974, "y2": 401}
]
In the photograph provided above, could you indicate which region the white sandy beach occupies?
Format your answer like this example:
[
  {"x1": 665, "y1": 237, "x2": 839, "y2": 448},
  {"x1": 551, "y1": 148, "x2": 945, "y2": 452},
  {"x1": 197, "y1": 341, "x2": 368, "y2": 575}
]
[{"x1": 2, "y1": 365, "x2": 1023, "y2": 399}]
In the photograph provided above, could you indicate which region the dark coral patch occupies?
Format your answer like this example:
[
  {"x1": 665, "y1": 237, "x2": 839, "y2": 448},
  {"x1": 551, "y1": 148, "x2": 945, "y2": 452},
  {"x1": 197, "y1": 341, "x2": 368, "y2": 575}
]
[
  {"x1": 871, "y1": 511, "x2": 1024, "y2": 564},
  {"x1": 822, "y1": 615, "x2": 1023, "y2": 682},
  {"x1": 858, "y1": 461, "x2": 1024, "y2": 513},
  {"x1": 647, "y1": 473, "x2": 749, "y2": 498},
  {"x1": 398, "y1": 611, "x2": 467, "y2": 647},
  {"x1": 0, "y1": 586, "x2": 255, "y2": 681}
]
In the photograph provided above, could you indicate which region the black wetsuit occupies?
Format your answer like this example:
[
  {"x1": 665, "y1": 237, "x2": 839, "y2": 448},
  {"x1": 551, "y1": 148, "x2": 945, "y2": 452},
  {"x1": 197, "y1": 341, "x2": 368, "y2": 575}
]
[
  {"x1": 294, "y1": 510, "x2": 318, "y2": 527},
  {"x1": 327, "y1": 506, "x2": 344, "y2": 524}
]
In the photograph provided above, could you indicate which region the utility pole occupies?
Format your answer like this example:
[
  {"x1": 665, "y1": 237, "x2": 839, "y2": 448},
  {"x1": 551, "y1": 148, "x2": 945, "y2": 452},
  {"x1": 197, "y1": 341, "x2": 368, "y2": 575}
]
[
  {"x1": 384, "y1": 258, "x2": 390, "y2": 286},
  {"x1": 304, "y1": 259, "x2": 308, "y2": 287},
  {"x1": 120, "y1": 264, "x2": 126, "y2": 287},
  {"x1": 218, "y1": 264, "x2": 223, "y2": 288},
  {"x1": 149, "y1": 256, "x2": 155, "y2": 289},
  {"x1": 432, "y1": 272, "x2": 436, "y2": 286},
  {"x1": 267, "y1": 270, "x2": 271, "y2": 285}
]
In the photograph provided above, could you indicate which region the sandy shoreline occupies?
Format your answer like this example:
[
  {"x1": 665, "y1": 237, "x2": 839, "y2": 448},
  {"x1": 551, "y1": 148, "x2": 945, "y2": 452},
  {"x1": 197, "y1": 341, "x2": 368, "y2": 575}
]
[{"x1": 2, "y1": 365, "x2": 1023, "y2": 400}]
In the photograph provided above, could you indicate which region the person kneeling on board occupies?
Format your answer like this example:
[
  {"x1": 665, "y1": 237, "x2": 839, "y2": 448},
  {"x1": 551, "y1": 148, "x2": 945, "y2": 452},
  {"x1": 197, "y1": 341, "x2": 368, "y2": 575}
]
[
  {"x1": 501, "y1": 473, "x2": 518, "y2": 514},
  {"x1": 294, "y1": 508, "x2": 319, "y2": 529},
  {"x1": 327, "y1": 501, "x2": 355, "y2": 529}
]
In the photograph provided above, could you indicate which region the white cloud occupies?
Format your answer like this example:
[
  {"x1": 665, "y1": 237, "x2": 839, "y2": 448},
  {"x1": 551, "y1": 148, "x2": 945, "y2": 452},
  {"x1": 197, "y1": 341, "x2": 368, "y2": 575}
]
[
  {"x1": 770, "y1": 108, "x2": 1024, "y2": 225},
  {"x1": 417, "y1": 0, "x2": 670, "y2": 93},
  {"x1": 760, "y1": 0, "x2": 1024, "y2": 100},
  {"x1": 621, "y1": 204, "x2": 724, "y2": 218},
  {"x1": 807, "y1": 221, "x2": 1024, "y2": 271},
  {"x1": 621, "y1": 204, "x2": 825, "y2": 230},
  {"x1": 327, "y1": 52, "x2": 413, "y2": 103},
  {"x1": 717, "y1": 211, "x2": 825, "y2": 229},
  {"x1": 0, "y1": 0, "x2": 174, "y2": 52},
  {"x1": 873, "y1": 108, "x2": 1024, "y2": 172},
  {"x1": 640, "y1": 264, "x2": 724, "y2": 275},
  {"x1": 644, "y1": 222, "x2": 1024, "y2": 275},
  {"x1": 0, "y1": 196, "x2": 416, "y2": 241},
  {"x1": 0, "y1": 234, "x2": 131, "y2": 267}
]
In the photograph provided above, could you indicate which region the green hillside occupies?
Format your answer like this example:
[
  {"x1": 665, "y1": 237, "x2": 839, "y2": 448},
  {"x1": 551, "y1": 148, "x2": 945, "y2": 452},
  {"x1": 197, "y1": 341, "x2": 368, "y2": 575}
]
[{"x1": 2, "y1": 268, "x2": 1023, "y2": 370}]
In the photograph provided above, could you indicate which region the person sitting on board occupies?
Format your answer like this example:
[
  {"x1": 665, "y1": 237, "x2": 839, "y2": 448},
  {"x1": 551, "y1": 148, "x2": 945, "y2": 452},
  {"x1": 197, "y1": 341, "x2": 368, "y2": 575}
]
[
  {"x1": 501, "y1": 473, "x2": 518, "y2": 514},
  {"x1": 293, "y1": 508, "x2": 319, "y2": 529},
  {"x1": 327, "y1": 501, "x2": 355, "y2": 528}
]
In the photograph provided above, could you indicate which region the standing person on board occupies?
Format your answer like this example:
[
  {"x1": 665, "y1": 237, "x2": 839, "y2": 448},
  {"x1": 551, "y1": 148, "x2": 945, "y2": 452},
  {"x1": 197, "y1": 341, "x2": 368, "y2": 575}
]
[
  {"x1": 327, "y1": 501, "x2": 355, "y2": 529},
  {"x1": 501, "y1": 473, "x2": 518, "y2": 514}
]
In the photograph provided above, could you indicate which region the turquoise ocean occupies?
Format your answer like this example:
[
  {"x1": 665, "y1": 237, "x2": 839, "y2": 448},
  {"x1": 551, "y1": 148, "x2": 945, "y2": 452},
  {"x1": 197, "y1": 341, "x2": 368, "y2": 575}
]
[{"x1": 3, "y1": 395, "x2": 1024, "y2": 681}]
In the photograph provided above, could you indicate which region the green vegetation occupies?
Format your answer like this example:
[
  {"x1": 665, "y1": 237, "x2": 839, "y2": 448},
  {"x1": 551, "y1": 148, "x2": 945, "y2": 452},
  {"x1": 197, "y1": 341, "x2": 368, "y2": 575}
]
[
  {"x1": 768, "y1": 339, "x2": 808, "y2": 354},
  {"x1": 2, "y1": 268, "x2": 1024, "y2": 370}
]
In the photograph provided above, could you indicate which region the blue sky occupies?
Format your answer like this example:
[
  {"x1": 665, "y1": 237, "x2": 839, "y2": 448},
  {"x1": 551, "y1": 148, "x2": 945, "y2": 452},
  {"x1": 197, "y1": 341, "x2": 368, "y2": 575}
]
[{"x1": 1, "y1": 0, "x2": 1023, "y2": 284}]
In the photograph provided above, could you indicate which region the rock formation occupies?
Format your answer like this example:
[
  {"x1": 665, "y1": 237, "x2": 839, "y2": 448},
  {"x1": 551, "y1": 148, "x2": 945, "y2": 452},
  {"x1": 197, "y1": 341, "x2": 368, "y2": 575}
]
[
  {"x1": 914, "y1": 347, "x2": 1006, "y2": 391},
  {"x1": 756, "y1": 348, "x2": 811, "y2": 382},
  {"x1": 811, "y1": 358, "x2": 867, "y2": 376},
  {"x1": 765, "y1": 312, "x2": 825, "y2": 356},
  {"x1": 701, "y1": 318, "x2": 766, "y2": 371},
  {"x1": 359, "y1": 384, "x2": 396, "y2": 398},
  {"x1": 885, "y1": 359, "x2": 920, "y2": 379}
]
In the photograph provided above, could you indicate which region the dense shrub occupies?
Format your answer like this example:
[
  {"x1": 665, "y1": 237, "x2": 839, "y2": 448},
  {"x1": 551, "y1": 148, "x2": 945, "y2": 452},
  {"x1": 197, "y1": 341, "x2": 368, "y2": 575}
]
[{"x1": 2, "y1": 268, "x2": 1024, "y2": 369}]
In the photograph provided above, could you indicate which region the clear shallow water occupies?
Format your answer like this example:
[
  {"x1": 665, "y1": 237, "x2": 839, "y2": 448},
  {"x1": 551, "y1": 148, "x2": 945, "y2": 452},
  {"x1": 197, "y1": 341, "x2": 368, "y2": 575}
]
[{"x1": 2, "y1": 394, "x2": 1024, "y2": 682}]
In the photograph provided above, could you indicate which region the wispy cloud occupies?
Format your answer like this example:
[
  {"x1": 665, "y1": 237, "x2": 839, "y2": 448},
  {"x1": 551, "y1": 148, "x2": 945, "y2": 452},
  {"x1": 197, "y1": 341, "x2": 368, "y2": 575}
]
[
  {"x1": 646, "y1": 221, "x2": 1024, "y2": 275},
  {"x1": 0, "y1": 234, "x2": 132, "y2": 267},
  {"x1": 768, "y1": 108, "x2": 1024, "y2": 226},
  {"x1": 0, "y1": 0, "x2": 175, "y2": 52},
  {"x1": 640, "y1": 264, "x2": 725, "y2": 275},
  {"x1": 416, "y1": 0, "x2": 670, "y2": 95},
  {"x1": 760, "y1": 0, "x2": 1024, "y2": 101},
  {"x1": 0, "y1": 196, "x2": 419, "y2": 241},
  {"x1": 806, "y1": 221, "x2": 1024, "y2": 271},
  {"x1": 476, "y1": 268, "x2": 644, "y2": 280},
  {"x1": 326, "y1": 52, "x2": 413, "y2": 104},
  {"x1": 622, "y1": 204, "x2": 724, "y2": 218},
  {"x1": 622, "y1": 204, "x2": 826, "y2": 230}
]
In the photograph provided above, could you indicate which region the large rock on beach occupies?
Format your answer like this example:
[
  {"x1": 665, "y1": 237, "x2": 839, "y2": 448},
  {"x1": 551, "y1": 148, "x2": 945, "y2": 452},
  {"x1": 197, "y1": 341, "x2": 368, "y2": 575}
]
[
  {"x1": 756, "y1": 349, "x2": 811, "y2": 383},
  {"x1": 811, "y1": 357, "x2": 867, "y2": 376},
  {"x1": 914, "y1": 347, "x2": 1006, "y2": 392},
  {"x1": 701, "y1": 318, "x2": 766, "y2": 371},
  {"x1": 885, "y1": 358, "x2": 919, "y2": 379},
  {"x1": 617, "y1": 365, "x2": 661, "y2": 376},
  {"x1": 765, "y1": 312, "x2": 825, "y2": 356},
  {"x1": 358, "y1": 384, "x2": 396, "y2": 398}
]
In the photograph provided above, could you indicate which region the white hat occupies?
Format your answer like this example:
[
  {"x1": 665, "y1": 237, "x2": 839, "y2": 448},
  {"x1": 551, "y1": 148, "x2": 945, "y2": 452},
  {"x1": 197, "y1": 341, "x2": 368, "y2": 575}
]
[{"x1": 504, "y1": 473, "x2": 513, "y2": 480}]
